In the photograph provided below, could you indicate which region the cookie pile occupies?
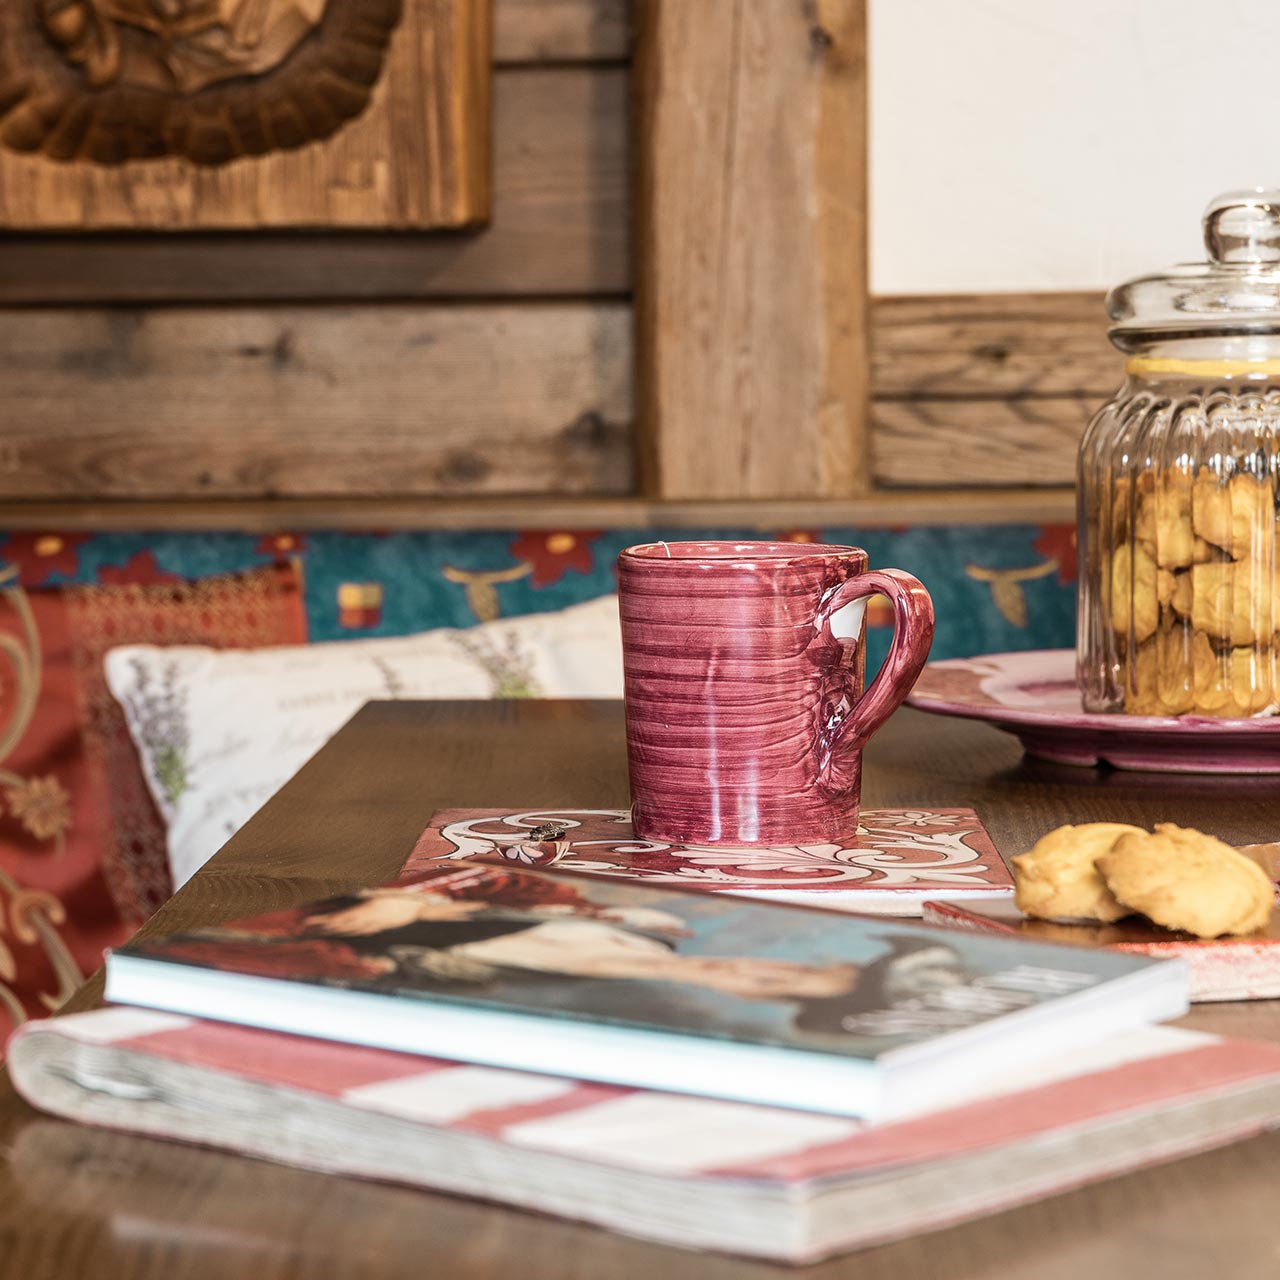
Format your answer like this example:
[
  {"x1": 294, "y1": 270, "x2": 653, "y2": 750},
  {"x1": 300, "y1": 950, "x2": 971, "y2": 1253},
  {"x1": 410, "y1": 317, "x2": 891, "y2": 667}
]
[
  {"x1": 1013, "y1": 821, "x2": 1274, "y2": 939},
  {"x1": 1111, "y1": 468, "x2": 1278, "y2": 717}
]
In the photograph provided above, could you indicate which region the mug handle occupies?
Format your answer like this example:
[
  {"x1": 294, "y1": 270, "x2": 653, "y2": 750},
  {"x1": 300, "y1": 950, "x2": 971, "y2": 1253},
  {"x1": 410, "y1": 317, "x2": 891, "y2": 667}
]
[{"x1": 819, "y1": 569, "x2": 935, "y2": 754}]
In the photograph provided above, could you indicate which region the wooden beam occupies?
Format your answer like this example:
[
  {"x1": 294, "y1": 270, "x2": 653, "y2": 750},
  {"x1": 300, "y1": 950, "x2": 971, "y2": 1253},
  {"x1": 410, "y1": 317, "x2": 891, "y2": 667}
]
[
  {"x1": 872, "y1": 292, "x2": 1117, "y2": 398},
  {"x1": 633, "y1": 0, "x2": 868, "y2": 500},
  {"x1": 0, "y1": 69, "x2": 629, "y2": 303},
  {"x1": 494, "y1": 0, "x2": 630, "y2": 63},
  {"x1": 0, "y1": 491, "x2": 1076, "y2": 533},
  {"x1": 871, "y1": 397, "x2": 1094, "y2": 488},
  {"x1": 868, "y1": 291, "x2": 1119, "y2": 488},
  {"x1": 0, "y1": 303, "x2": 632, "y2": 500}
]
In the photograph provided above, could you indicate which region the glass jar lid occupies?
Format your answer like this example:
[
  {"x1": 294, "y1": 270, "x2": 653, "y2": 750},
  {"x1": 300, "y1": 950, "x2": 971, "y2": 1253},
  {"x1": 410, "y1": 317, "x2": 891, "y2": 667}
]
[{"x1": 1108, "y1": 189, "x2": 1280, "y2": 343}]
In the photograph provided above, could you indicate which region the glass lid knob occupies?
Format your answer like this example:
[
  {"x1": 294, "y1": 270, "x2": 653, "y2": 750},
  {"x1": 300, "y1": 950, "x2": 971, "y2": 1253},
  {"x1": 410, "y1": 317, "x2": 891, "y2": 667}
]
[{"x1": 1203, "y1": 188, "x2": 1280, "y2": 265}]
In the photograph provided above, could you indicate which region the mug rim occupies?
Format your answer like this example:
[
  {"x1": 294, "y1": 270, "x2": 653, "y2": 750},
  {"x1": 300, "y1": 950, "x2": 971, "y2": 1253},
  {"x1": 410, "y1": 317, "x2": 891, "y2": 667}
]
[{"x1": 620, "y1": 540, "x2": 866, "y2": 567}]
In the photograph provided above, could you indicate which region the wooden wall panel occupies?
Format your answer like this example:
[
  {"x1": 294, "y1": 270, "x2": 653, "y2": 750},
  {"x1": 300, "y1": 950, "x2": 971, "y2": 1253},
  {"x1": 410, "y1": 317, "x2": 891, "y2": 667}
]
[
  {"x1": 0, "y1": 304, "x2": 632, "y2": 500},
  {"x1": 0, "y1": 2, "x2": 1110, "y2": 527},
  {"x1": 495, "y1": 0, "x2": 630, "y2": 63},
  {"x1": 0, "y1": 68, "x2": 630, "y2": 304},
  {"x1": 633, "y1": 0, "x2": 868, "y2": 501},
  {"x1": 0, "y1": 2, "x2": 640, "y2": 525},
  {"x1": 870, "y1": 291, "x2": 1116, "y2": 488},
  {"x1": 871, "y1": 397, "x2": 1096, "y2": 488},
  {"x1": 872, "y1": 293, "x2": 1116, "y2": 397}
]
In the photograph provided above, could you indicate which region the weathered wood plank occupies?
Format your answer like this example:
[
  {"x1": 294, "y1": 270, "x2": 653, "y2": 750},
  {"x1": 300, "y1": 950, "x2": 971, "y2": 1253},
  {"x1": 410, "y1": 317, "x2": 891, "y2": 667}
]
[
  {"x1": 494, "y1": 0, "x2": 630, "y2": 63},
  {"x1": 0, "y1": 303, "x2": 632, "y2": 500},
  {"x1": 872, "y1": 292, "x2": 1118, "y2": 398},
  {"x1": 0, "y1": 490, "x2": 1077, "y2": 531},
  {"x1": 0, "y1": 69, "x2": 629, "y2": 303},
  {"x1": 0, "y1": 0, "x2": 491, "y2": 230},
  {"x1": 871, "y1": 396, "x2": 1094, "y2": 488},
  {"x1": 633, "y1": 0, "x2": 869, "y2": 500}
]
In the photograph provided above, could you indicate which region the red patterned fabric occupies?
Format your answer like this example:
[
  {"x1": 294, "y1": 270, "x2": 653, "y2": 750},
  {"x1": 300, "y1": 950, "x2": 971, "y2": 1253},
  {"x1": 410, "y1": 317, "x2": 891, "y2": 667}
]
[
  {"x1": 143, "y1": 937, "x2": 394, "y2": 983},
  {"x1": 508, "y1": 531, "x2": 601, "y2": 587},
  {"x1": 0, "y1": 562, "x2": 306, "y2": 1045},
  {"x1": 1032, "y1": 524, "x2": 1077, "y2": 584}
]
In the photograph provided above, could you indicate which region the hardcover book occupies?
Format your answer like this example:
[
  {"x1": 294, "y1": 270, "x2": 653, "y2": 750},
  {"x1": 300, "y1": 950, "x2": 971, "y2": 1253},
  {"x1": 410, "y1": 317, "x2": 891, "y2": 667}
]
[
  {"x1": 923, "y1": 897, "x2": 1280, "y2": 1003},
  {"x1": 104, "y1": 859, "x2": 1187, "y2": 1121},
  {"x1": 12, "y1": 1008, "x2": 1280, "y2": 1264},
  {"x1": 407, "y1": 806, "x2": 1014, "y2": 914}
]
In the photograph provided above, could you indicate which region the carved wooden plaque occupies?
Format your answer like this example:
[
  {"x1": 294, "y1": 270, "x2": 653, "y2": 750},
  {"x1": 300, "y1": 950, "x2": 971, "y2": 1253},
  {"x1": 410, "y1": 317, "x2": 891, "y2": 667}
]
[{"x1": 0, "y1": 0, "x2": 491, "y2": 228}]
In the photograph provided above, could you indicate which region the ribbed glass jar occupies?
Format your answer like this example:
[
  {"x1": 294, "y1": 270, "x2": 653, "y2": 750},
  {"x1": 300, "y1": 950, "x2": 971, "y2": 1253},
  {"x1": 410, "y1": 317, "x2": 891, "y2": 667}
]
[
  {"x1": 1077, "y1": 191, "x2": 1280, "y2": 718},
  {"x1": 1077, "y1": 349, "x2": 1280, "y2": 716}
]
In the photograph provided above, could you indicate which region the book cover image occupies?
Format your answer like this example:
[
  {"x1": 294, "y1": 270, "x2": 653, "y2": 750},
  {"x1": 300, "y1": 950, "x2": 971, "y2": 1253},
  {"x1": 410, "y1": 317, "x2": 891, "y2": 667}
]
[
  {"x1": 404, "y1": 807, "x2": 1014, "y2": 903},
  {"x1": 122, "y1": 861, "x2": 1155, "y2": 1059}
]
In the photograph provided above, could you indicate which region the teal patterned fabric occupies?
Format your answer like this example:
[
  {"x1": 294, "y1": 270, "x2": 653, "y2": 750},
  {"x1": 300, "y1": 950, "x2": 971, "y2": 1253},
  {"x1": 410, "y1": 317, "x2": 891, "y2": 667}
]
[{"x1": 0, "y1": 524, "x2": 1076, "y2": 673}]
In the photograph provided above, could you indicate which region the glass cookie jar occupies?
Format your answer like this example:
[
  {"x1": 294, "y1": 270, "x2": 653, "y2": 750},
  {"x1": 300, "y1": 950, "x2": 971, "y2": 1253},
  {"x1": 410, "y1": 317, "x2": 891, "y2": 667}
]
[{"x1": 1078, "y1": 190, "x2": 1280, "y2": 718}]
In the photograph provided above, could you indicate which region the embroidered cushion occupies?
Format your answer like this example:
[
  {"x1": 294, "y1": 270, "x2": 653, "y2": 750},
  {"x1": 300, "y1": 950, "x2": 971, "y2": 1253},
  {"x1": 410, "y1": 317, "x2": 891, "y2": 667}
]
[
  {"x1": 105, "y1": 593, "x2": 623, "y2": 894},
  {"x1": 0, "y1": 562, "x2": 306, "y2": 1044}
]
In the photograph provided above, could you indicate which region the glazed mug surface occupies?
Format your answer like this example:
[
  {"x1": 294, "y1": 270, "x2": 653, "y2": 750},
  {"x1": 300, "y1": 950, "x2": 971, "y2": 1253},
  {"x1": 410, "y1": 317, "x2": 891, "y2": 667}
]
[{"x1": 617, "y1": 541, "x2": 935, "y2": 846}]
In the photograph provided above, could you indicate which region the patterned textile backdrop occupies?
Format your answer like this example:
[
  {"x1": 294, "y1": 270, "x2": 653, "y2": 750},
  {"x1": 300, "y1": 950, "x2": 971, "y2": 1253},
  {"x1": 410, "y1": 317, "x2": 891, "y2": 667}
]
[{"x1": 0, "y1": 525, "x2": 1076, "y2": 672}]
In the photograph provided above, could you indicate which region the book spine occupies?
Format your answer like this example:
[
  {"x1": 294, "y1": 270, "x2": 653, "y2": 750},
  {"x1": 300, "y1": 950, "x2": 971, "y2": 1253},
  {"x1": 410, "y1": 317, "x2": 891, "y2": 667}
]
[{"x1": 920, "y1": 903, "x2": 1016, "y2": 934}]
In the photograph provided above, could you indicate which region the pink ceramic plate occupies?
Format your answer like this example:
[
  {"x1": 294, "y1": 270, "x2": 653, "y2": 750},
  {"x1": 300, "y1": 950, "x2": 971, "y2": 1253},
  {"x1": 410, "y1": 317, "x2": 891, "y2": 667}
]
[{"x1": 906, "y1": 650, "x2": 1280, "y2": 774}]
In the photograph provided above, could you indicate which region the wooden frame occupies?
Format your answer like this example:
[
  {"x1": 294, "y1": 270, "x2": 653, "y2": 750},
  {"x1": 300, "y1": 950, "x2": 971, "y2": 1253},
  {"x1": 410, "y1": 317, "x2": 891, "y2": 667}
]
[
  {"x1": 0, "y1": 0, "x2": 1104, "y2": 531},
  {"x1": 0, "y1": 0, "x2": 493, "y2": 230}
]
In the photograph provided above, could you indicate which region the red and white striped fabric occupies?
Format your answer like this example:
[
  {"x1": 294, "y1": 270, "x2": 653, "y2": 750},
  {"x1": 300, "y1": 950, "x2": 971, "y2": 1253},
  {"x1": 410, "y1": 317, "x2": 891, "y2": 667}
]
[{"x1": 15, "y1": 1006, "x2": 1280, "y2": 1183}]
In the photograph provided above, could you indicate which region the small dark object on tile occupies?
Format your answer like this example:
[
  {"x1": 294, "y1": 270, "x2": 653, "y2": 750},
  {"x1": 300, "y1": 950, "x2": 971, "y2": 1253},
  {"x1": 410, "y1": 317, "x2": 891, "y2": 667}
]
[{"x1": 524, "y1": 822, "x2": 569, "y2": 842}]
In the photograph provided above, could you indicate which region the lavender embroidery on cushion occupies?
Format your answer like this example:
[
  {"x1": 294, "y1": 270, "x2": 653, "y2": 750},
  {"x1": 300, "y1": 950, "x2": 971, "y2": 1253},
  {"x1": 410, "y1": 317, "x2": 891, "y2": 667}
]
[
  {"x1": 372, "y1": 656, "x2": 406, "y2": 698},
  {"x1": 123, "y1": 658, "x2": 191, "y2": 808},
  {"x1": 449, "y1": 631, "x2": 543, "y2": 699}
]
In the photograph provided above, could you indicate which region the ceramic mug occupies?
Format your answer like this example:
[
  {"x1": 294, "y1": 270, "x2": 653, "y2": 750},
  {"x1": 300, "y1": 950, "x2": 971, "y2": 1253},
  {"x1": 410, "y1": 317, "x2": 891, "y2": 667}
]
[{"x1": 617, "y1": 542, "x2": 935, "y2": 846}]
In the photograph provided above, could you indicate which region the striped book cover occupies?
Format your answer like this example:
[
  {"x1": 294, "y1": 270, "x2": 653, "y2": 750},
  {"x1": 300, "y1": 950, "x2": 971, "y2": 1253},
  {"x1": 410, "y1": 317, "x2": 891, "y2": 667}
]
[{"x1": 11, "y1": 1007, "x2": 1280, "y2": 1262}]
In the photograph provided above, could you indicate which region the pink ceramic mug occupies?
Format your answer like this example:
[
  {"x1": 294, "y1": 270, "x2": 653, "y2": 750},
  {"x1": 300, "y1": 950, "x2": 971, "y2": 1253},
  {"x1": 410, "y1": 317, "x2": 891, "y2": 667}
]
[{"x1": 617, "y1": 542, "x2": 935, "y2": 846}]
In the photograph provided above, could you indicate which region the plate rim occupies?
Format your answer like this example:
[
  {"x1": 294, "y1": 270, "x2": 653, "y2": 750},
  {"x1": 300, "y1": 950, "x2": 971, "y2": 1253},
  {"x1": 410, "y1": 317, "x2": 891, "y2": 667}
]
[{"x1": 906, "y1": 649, "x2": 1280, "y2": 738}]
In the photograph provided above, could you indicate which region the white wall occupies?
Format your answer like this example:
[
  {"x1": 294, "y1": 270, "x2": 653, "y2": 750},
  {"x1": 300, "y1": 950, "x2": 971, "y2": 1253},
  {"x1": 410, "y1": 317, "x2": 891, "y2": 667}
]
[{"x1": 870, "y1": 0, "x2": 1280, "y2": 294}]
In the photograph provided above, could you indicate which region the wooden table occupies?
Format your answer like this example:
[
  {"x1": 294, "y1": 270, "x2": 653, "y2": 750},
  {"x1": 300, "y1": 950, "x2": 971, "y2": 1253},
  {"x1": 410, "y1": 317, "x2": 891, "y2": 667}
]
[{"x1": 2, "y1": 701, "x2": 1279, "y2": 1280}]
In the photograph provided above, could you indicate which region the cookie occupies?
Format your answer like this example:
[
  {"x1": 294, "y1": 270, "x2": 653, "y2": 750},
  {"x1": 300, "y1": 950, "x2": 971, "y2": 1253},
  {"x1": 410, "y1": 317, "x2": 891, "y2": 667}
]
[
  {"x1": 1183, "y1": 560, "x2": 1274, "y2": 646},
  {"x1": 1183, "y1": 631, "x2": 1279, "y2": 717},
  {"x1": 1110, "y1": 544, "x2": 1159, "y2": 644},
  {"x1": 1128, "y1": 631, "x2": 1194, "y2": 716},
  {"x1": 1136, "y1": 471, "x2": 1196, "y2": 569},
  {"x1": 1012, "y1": 823, "x2": 1146, "y2": 923},
  {"x1": 1192, "y1": 470, "x2": 1275, "y2": 560},
  {"x1": 1097, "y1": 823, "x2": 1275, "y2": 938}
]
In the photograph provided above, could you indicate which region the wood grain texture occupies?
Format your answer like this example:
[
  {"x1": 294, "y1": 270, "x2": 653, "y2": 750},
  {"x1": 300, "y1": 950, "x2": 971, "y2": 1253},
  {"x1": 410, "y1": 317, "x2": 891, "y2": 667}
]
[
  {"x1": 872, "y1": 292, "x2": 1116, "y2": 398},
  {"x1": 869, "y1": 292, "x2": 1117, "y2": 489},
  {"x1": 0, "y1": 490, "x2": 1078, "y2": 532},
  {"x1": 0, "y1": 303, "x2": 632, "y2": 500},
  {"x1": 634, "y1": 0, "x2": 869, "y2": 500},
  {"x1": 0, "y1": 0, "x2": 492, "y2": 230},
  {"x1": 0, "y1": 68, "x2": 629, "y2": 303},
  {"x1": 4, "y1": 701, "x2": 1280, "y2": 1280},
  {"x1": 494, "y1": 0, "x2": 630, "y2": 63},
  {"x1": 871, "y1": 396, "x2": 1095, "y2": 488}
]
